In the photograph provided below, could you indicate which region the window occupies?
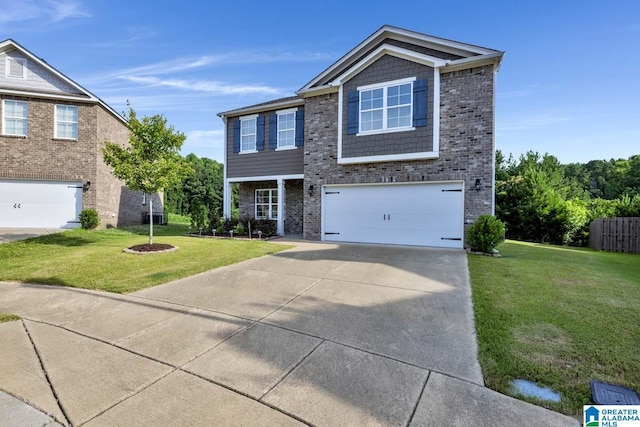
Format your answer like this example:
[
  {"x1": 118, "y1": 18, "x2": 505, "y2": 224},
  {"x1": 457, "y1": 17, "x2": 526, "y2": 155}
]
[
  {"x1": 240, "y1": 116, "x2": 257, "y2": 152},
  {"x1": 255, "y1": 189, "x2": 278, "y2": 220},
  {"x1": 2, "y1": 100, "x2": 28, "y2": 136},
  {"x1": 359, "y1": 79, "x2": 414, "y2": 133},
  {"x1": 6, "y1": 58, "x2": 26, "y2": 79},
  {"x1": 277, "y1": 111, "x2": 295, "y2": 149},
  {"x1": 55, "y1": 105, "x2": 78, "y2": 139}
]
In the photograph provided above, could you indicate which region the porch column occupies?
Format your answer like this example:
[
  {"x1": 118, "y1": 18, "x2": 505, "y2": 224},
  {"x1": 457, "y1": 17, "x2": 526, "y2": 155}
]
[
  {"x1": 277, "y1": 178, "x2": 284, "y2": 235},
  {"x1": 223, "y1": 180, "x2": 232, "y2": 218}
]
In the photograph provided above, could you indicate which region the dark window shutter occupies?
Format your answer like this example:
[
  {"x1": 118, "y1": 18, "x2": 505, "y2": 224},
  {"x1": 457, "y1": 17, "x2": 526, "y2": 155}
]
[
  {"x1": 233, "y1": 119, "x2": 241, "y2": 153},
  {"x1": 295, "y1": 110, "x2": 304, "y2": 147},
  {"x1": 269, "y1": 114, "x2": 277, "y2": 150},
  {"x1": 256, "y1": 115, "x2": 265, "y2": 151},
  {"x1": 413, "y1": 79, "x2": 428, "y2": 127},
  {"x1": 347, "y1": 90, "x2": 359, "y2": 135}
]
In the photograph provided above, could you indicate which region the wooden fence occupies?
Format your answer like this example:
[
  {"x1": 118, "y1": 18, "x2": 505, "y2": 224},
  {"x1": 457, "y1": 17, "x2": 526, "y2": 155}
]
[{"x1": 589, "y1": 217, "x2": 640, "y2": 254}]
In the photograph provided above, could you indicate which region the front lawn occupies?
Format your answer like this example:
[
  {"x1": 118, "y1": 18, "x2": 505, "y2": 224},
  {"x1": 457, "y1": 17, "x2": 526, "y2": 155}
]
[
  {"x1": 468, "y1": 240, "x2": 640, "y2": 417},
  {"x1": 0, "y1": 224, "x2": 290, "y2": 293}
]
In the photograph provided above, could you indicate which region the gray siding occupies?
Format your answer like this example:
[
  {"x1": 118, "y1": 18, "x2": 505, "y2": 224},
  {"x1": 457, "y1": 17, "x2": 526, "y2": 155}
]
[
  {"x1": 0, "y1": 51, "x2": 85, "y2": 96},
  {"x1": 342, "y1": 55, "x2": 434, "y2": 158},
  {"x1": 226, "y1": 112, "x2": 304, "y2": 178}
]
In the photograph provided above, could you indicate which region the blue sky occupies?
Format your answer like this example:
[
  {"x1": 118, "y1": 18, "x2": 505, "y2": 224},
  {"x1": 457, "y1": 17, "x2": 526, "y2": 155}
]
[{"x1": 1, "y1": 0, "x2": 638, "y2": 164}]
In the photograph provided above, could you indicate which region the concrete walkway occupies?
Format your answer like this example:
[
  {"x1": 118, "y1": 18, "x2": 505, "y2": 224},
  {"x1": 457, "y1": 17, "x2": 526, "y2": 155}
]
[{"x1": 0, "y1": 240, "x2": 579, "y2": 426}]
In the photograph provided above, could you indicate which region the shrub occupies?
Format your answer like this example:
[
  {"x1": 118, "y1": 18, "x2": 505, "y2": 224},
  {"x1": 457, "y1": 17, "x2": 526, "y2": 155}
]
[
  {"x1": 466, "y1": 215, "x2": 505, "y2": 254},
  {"x1": 190, "y1": 199, "x2": 208, "y2": 231},
  {"x1": 79, "y1": 209, "x2": 100, "y2": 230},
  {"x1": 222, "y1": 218, "x2": 239, "y2": 233}
]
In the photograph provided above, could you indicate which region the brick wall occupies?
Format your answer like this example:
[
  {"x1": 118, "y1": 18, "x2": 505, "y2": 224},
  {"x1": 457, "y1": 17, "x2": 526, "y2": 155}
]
[
  {"x1": 0, "y1": 95, "x2": 159, "y2": 228},
  {"x1": 238, "y1": 179, "x2": 303, "y2": 235},
  {"x1": 303, "y1": 64, "x2": 496, "y2": 244}
]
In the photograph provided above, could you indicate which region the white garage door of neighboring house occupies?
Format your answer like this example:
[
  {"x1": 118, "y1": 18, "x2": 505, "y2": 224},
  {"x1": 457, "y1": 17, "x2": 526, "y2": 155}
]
[
  {"x1": 0, "y1": 180, "x2": 83, "y2": 228},
  {"x1": 322, "y1": 181, "x2": 464, "y2": 248}
]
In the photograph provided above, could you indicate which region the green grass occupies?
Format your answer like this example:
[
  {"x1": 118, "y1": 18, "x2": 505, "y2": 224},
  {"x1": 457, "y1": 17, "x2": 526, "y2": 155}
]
[
  {"x1": 0, "y1": 313, "x2": 20, "y2": 323},
  {"x1": 0, "y1": 223, "x2": 290, "y2": 293},
  {"x1": 167, "y1": 212, "x2": 191, "y2": 225},
  {"x1": 468, "y1": 240, "x2": 640, "y2": 417}
]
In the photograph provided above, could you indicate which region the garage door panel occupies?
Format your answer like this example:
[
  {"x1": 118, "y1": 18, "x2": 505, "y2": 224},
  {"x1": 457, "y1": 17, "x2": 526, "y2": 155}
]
[
  {"x1": 322, "y1": 182, "x2": 463, "y2": 248},
  {"x1": 0, "y1": 180, "x2": 82, "y2": 228}
]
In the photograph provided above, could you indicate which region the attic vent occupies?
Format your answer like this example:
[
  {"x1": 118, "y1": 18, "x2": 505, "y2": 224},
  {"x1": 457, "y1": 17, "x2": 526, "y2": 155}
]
[{"x1": 6, "y1": 58, "x2": 26, "y2": 79}]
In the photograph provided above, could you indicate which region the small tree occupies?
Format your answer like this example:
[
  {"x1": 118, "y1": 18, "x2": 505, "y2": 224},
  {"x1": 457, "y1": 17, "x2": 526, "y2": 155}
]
[{"x1": 103, "y1": 108, "x2": 191, "y2": 244}]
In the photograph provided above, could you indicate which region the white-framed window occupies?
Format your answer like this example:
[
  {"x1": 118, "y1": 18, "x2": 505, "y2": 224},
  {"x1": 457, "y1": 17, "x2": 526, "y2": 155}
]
[
  {"x1": 240, "y1": 114, "x2": 257, "y2": 152},
  {"x1": 6, "y1": 57, "x2": 27, "y2": 79},
  {"x1": 255, "y1": 188, "x2": 278, "y2": 220},
  {"x1": 55, "y1": 105, "x2": 78, "y2": 139},
  {"x1": 2, "y1": 100, "x2": 28, "y2": 136},
  {"x1": 277, "y1": 109, "x2": 296, "y2": 149},
  {"x1": 359, "y1": 77, "x2": 415, "y2": 134}
]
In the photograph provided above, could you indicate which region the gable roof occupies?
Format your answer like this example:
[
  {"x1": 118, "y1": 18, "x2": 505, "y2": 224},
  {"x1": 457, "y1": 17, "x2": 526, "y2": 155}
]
[
  {"x1": 0, "y1": 39, "x2": 127, "y2": 125},
  {"x1": 297, "y1": 25, "x2": 504, "y2": 96},
  {"x1": 217, "y1": 96, "x2": 303, "y2": 119}
]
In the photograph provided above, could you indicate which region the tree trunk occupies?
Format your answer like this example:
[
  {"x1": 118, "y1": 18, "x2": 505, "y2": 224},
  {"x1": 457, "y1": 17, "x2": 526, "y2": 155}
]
[{"x1": 149, "y1": 196, "x2": 154, "y2": 245}]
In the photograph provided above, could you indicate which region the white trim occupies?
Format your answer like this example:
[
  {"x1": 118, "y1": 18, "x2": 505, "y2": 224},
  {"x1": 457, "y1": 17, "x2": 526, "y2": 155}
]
[
  {"x1": 276, "y1": 110, "x2": 296, "y2": 149},
  {"x1": 2, "y1": 99, "x2": 28, "y2": 136},
  {"x1": 54, "y1": 104, "x2": 78, "y2": 140},
  {"x1": 337, "y1": 151, "x2": 439, "y2": 165},
  {"x1": 330, "y1": 44, "x2": 447, "y2": 87},
  {"x1": 218, "y1": 98, "x2": 303, "y2": 118},
  {"x1": 433, "y1": 71, "x2": 440, "y2": 153},
  {"x1": 275, "y1": 146, "x2": 297, "y2": 151},
  {"x1": 275, "y1": 107, "x2": 298, "y2": 115},
  {"x1": 357, "y1": 127, "x2": 416, "y2": 137},
  {"x1": 255, "y1": 187, "x2": 279, "y2": 220},
  {"x1": 337, "y1": 66, "x2": 440, "y2": 163},
  {"x1": 357, "y1": 77, "x2": 415, "y2": 135},
  {"x1": 491, "y1": 64, "x2": 497, "y2": 216},
  {"x1": 227, "y1": 174, "x2": 304, "y2": 183},
  {"x1": 5, "y1": 57, "x2": 27, "y2": 79},
  {"x1": 276, "y1": 179, "x2": 284, "y2": 234},
  {"x1": 322, "y1": 179, "x2": 464, "y2": 189},
  {"x1": 239, "y1": 115, "x2": 257, "y2": 153},
  {"x1": 300, "y1": 25, "x2": 500, "y2": 92},
  {"x1": 222, "y1": 115, "x2": 230, "y2": 219},
  {"x1": 357, "y1": 76, "x2": 416, "y2": 92},
  {"x1": 0, "y1": 89, "x2": 92, "y2": 103}
]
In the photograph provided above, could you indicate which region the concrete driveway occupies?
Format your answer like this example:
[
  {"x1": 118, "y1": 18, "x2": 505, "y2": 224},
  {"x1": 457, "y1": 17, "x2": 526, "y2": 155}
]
[
  {"x1": 0, "y1": 240, "x2": 578, "y2": 426},
  {"x1": 0, "y1": 228, "x2": 64, "y2": 243}
]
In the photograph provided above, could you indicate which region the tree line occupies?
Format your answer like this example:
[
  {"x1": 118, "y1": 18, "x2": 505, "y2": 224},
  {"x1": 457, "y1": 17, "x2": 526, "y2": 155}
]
[{"x1": 496, "y1": 151, "x2": 640, "y2": 246}]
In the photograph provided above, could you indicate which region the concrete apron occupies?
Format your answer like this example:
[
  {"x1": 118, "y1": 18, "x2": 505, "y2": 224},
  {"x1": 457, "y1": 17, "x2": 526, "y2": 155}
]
[{"x1": 0, "y1": 240, "x2": 579, "y2": 426}]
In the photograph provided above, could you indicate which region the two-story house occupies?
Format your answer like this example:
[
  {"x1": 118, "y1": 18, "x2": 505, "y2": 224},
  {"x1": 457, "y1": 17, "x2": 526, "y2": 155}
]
[
  {"x1": 219, "y1": 26, "x2": 503, "y2": 248},
  {"x1": 0, "y1": 39, "x2": 160, "y2": 229}
]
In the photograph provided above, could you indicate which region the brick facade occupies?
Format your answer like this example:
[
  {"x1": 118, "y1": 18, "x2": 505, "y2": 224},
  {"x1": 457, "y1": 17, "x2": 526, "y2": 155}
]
[
  {"x1": 238, "y1": 179, "x2": 303, "y2": 235},
  {"x1": 0, "y1": 95, "x2": 161, "y2": 228},
  {"x1": 303, "y1": 65, "x2": 496, "y2": 242}
]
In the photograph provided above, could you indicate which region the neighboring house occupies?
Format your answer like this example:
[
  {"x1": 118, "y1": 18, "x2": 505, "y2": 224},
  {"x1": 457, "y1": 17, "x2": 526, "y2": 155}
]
[
  {"x1": 0, "y1": 39, "x2": 161, "y2": 229},
  {"x1": 219, "y1": 25, "x2": 504, "y2": 248}
]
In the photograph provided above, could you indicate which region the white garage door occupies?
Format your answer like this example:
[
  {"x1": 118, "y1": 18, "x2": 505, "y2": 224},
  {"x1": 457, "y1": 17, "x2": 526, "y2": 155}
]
[
  {"x1": 322, "y1": 181, "x2": 464, "y2": 248},
  {"x1": 0, "y1": 180, "x2": 83, "y2": 228}
]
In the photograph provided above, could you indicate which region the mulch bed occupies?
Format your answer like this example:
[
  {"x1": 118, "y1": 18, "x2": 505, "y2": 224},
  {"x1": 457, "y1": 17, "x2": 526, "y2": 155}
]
[{"x1": 123, "y1": 243, "x2": 178, "y2": 254}]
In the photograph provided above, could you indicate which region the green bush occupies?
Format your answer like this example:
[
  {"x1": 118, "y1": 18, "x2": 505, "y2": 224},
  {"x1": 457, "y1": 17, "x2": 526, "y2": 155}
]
[
  {"x1": 190, "y1": 199, "x2": 208, "y2": 231},
  {"x1": 466, "y1": 215, "x2": 505, "y2": 254},
  {"x1": 79, "y1": 209, "x2": 100, "y2": 230}
]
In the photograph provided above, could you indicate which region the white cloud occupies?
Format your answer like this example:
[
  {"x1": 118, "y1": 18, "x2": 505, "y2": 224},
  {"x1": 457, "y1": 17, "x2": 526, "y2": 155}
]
[
  {"x1": 124, "y1": 76, "x2": 281, "y2": 96},
  {"x1": 497, "y1": 114, "x2": 574, "y2": 132},
  {"x1": 0, "y1": 0, "x2": 90, "y2": 27}
]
